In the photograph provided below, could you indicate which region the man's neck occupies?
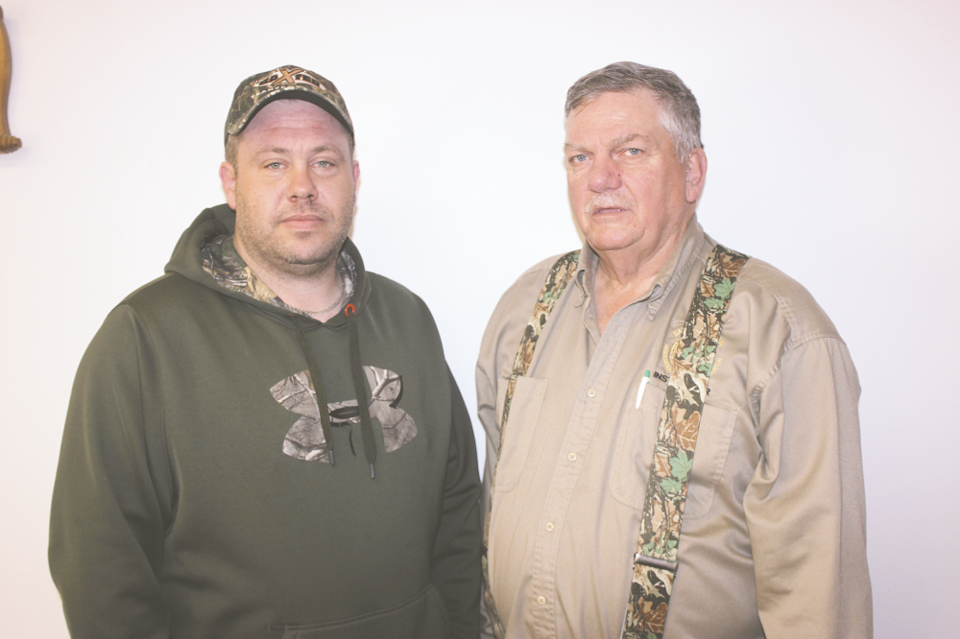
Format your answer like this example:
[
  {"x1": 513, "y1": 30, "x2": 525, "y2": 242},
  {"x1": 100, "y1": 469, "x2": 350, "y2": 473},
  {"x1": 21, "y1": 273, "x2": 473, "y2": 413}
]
[
  {"x1": 236, "y1": 244, "x2": 346, "y2": 323},
  {"x1": 592, "y1": 223, "x2": 689, "y2": 334}
]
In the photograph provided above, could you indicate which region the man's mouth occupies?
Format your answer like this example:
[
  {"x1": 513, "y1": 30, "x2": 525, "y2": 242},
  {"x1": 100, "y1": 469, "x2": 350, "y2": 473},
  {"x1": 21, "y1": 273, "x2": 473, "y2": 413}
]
[
  {"x1": 587, "y1": 195, "x2": 632, "y2": 216},
  {"x1": 281, "y1": 213, "x2": 326, "y2": 230},
  {"x1": 281, "y1": 203, "x2": 329, "y2": 225}
]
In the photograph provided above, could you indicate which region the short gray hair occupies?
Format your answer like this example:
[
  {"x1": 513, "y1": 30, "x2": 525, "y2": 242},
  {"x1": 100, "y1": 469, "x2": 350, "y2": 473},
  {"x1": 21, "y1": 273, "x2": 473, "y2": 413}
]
[{"x1": 565, "y1": 61, "x2": 702, "y2": 160}]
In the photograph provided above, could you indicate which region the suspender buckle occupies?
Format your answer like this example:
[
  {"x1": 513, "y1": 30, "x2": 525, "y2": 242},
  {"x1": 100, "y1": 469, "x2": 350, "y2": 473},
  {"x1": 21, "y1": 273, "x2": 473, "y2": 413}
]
[{"x1": 633, "y1": 553, "x2": 678, "y2": 573}]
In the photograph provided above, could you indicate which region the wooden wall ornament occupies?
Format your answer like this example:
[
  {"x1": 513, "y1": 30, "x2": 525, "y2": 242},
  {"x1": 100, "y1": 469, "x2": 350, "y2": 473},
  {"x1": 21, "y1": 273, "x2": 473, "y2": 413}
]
[{"x1": 0, "y1": 5, "x2": 22, "y2": 154}]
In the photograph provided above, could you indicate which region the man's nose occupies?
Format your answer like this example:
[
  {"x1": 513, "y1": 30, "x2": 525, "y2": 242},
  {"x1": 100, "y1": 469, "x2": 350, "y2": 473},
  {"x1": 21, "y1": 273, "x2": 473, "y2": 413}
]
[
  {"x1": 288, "y1": 164, "x2": 317, "y2": 200},
  {"x1": 588, "y1": 155, "x2": 622, "y2": 192}
]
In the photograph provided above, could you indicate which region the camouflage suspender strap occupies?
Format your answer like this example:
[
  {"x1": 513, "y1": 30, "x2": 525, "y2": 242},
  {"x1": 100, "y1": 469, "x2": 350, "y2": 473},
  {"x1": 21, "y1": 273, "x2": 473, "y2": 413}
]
[
  {"x1": 482, "y1": 250, "x2": 580, "y2": 637},
  {"x1": 621, "y1": 244, "x2": 749, "y2": 639}
]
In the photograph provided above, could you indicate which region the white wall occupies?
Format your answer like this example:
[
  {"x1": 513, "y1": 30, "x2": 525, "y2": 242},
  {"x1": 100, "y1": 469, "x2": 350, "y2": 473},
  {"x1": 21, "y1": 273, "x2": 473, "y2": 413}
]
[{"x1": 1, "y1": 0, "x2": 957, "y2": 636}]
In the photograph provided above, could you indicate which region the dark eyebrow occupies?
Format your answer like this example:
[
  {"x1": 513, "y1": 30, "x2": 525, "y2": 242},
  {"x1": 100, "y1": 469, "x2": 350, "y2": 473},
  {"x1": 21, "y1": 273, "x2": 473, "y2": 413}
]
[
  {"x1": 255, "y1": 145, "x2": 346, "y2": 160},
  {"x1": 309, "y1": 145, "x2": 346, "y2": 160}
]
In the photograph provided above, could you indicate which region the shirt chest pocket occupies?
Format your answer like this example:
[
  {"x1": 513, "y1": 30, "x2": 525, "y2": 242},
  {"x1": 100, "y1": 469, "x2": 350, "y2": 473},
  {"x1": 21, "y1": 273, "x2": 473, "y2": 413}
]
[
  {"x1": 610, "y1": 382, "x2": 738, "y2": 520},
  {"x1": 492, "y1": 375, "x2": 548, "y2": 492}
]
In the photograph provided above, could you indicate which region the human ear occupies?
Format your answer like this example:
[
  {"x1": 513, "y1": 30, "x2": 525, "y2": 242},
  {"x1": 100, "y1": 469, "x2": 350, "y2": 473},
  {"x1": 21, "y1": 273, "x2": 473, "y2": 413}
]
[
  {"x1": 219, "y1": 162, "x2": 238, "y2": 210},
  {"x1": 684, "y1": 148, "x2": 707, "y2": 204}
]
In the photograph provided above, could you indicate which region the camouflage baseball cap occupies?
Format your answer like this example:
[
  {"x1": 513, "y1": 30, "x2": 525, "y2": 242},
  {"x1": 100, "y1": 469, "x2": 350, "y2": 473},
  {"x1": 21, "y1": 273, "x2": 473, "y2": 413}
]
[{"x1": 224, "y1": 65, "x2": 354, "y2": 145}]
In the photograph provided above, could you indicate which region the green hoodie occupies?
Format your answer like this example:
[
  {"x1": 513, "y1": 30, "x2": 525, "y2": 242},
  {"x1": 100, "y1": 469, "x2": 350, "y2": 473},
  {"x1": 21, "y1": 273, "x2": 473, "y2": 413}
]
[{"x1": 50, "y1": 205, "x2": 482, "y2": 638}]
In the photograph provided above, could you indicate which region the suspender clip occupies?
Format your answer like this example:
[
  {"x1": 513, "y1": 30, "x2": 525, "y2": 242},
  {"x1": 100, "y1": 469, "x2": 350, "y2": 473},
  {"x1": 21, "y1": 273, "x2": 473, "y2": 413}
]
[{"x1": 634, "y1": 553, "x2": 678, "y2": 573}]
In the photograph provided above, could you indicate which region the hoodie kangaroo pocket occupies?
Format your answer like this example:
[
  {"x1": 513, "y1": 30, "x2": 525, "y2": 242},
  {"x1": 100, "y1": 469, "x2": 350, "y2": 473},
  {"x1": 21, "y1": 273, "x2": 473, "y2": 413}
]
[{"x1": 269, "y1": 584, "x2": 449, "y2": 639}]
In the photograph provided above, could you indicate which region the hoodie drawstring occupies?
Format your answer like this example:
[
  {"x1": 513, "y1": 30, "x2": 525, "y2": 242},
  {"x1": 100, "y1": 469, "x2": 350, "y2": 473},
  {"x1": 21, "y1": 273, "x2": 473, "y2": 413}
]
[
  {"x1": 291, "y1": 318, "x2": 336, "y2": 467},
  {"x1": 345, "y1": 304, "x2": 377, "y2": 478},
  {"x1": 290, "y1": 307, "x2": 377, "y2": 479}
]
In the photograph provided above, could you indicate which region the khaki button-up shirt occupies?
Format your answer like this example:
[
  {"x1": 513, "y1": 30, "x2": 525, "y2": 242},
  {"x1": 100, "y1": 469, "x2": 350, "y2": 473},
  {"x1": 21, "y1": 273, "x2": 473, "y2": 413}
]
[{"x1": 477, "y1": 220, "x2": 871, "y2": 639}]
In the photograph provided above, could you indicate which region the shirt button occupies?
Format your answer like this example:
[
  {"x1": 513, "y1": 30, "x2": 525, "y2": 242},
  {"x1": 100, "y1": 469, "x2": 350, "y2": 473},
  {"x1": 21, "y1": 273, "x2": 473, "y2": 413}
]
[
  {"x1": 587, "y1": 388, "x2": 596, "y2": 397},
  {"x1": 568, "y1": 452, "x2": 577, "y2": 462},
  {"x1": 546, "y1": 522, "x2": 555, "y2": 532},
  {"x1": 537, "y1": 596, "x2": 547, "y2": 605}
]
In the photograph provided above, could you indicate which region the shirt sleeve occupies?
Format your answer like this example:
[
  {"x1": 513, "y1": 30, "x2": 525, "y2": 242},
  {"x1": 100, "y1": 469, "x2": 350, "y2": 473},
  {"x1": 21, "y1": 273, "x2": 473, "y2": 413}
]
[
  {"x1": 431, "y1": 366, "x2": 483, "y2": 639},
  {"x1": 743, "y1": 336, "x2": 873, "y2": 639},
  {"x1": 49, "y1": 305, "x2": 173, "y2": 639}
]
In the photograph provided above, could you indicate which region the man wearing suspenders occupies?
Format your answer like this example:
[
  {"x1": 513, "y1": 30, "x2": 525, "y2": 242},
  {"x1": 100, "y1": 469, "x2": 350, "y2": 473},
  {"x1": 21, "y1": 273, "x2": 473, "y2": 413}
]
[{"x1": 477, "y1": 62, "x2": 871, "y2": 639}]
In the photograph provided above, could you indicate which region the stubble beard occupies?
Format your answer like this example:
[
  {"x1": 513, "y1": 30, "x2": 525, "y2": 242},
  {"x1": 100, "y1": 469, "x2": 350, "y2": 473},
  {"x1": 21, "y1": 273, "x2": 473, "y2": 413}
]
[{"x1": 234, "y1": 192, "x2": 356, "y2": 280}]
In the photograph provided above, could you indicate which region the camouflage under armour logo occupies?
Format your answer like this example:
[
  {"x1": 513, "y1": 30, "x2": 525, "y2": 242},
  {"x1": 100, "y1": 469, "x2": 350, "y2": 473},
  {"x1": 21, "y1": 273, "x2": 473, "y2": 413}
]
[{"x1": 271, "y1": 366, "x2": 416, "y2": 462}]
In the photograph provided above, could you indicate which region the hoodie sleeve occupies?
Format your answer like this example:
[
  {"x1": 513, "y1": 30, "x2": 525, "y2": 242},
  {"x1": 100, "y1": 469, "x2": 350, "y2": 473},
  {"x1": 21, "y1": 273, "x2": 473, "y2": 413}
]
[
  {"x1": 49, "y1": 304, "x2": 174, "y2": 639},
  {"x1": 431, "y1": 367, "x2": 483, "y2": 639}
]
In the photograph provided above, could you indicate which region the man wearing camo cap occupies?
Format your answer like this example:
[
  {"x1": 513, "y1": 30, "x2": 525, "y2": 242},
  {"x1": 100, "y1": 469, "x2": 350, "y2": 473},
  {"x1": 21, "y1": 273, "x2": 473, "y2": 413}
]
[{"x1": 50, "y1": 65, "x2": 482, "y2": 639}]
